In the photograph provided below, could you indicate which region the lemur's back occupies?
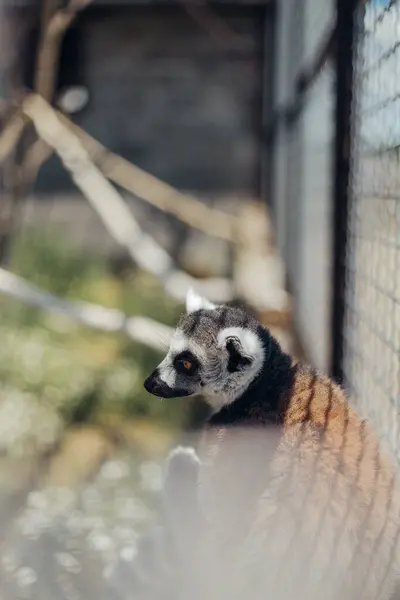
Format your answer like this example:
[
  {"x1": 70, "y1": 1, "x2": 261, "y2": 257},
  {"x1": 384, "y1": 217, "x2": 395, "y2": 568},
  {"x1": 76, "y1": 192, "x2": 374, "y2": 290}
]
[{"x1": 195, "y1": 366, "x2": 400, "y2": 600}]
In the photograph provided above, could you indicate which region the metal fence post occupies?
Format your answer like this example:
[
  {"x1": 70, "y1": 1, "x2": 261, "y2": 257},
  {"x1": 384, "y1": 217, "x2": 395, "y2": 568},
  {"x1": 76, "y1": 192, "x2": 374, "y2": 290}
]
[{"x1": 330, "y1": 0, "x2": 358, "y2": 382}]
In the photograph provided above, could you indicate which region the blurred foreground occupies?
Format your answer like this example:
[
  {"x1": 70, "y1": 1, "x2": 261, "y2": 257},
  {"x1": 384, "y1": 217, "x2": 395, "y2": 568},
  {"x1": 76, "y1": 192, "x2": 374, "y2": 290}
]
[
  {"x1": 0, "y1": 215, "x2": 296, "y2": 599},
  {"x1": 0, "y1": 225, "x2": 189, "y2": 599}
]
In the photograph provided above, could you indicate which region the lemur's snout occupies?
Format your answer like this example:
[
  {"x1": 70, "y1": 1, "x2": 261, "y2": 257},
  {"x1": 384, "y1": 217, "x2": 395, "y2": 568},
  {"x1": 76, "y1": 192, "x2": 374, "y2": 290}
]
[
  {"x1": 144, "y1": 369, "x2": 193, "y2": 398},
  {"x1": 143, "y1": 370, "x2": 173, "y2": 398}
]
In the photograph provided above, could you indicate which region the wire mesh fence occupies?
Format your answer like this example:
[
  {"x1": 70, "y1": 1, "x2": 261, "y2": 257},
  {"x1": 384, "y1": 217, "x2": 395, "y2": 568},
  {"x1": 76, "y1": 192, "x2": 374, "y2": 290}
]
[
  {"x1": 343, "y1": 0, "x2": 400, "y2": 458},
  {"x1": 271, "y1": 0, "x2": 400, "y2": 459}
]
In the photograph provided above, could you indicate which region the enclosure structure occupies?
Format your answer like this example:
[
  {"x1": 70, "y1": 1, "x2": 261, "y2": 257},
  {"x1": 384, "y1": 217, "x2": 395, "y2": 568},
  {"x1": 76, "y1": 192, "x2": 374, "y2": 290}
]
[
  {"x1": 270, "y1": 0, "x2": 400, "y2": 456},
  {"x1": 0, "y1": 0, "x2": 278, "y2": 273},
  {"x1": 1, "y1": 1, "x2": 400, "y2": 597},
  {"x1": 2, "y1": 0, "x2": 272, "y2": 196},
  {"x1": 1, "y1": 0, "x2": 399, "y2": 455}
]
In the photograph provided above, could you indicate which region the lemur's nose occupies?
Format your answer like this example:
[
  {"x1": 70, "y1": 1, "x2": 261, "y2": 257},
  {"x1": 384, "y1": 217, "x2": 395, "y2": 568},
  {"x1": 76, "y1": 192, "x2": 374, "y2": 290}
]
[
  {"x1": 144, "y1": 371, "x2": 171, "y2": 397},
  {"x1": 143, "y1": 373, "x2": 159, "y2": 394}
]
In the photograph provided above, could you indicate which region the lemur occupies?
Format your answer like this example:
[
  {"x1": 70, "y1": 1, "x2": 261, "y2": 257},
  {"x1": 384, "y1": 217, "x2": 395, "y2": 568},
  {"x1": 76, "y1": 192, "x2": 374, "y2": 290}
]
[{"x1": 139, "y1": 289, "x2": 400, "y2": 600}]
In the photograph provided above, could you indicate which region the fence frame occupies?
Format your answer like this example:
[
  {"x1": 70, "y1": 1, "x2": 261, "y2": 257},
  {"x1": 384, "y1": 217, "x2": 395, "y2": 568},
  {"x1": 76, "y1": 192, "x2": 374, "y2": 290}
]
[
  {"x1": 268, "y1": 0, "x2": 365, "y2": 379},
  {"x1": 330, "y1": 0, "x2": 358, "y2": 383}
]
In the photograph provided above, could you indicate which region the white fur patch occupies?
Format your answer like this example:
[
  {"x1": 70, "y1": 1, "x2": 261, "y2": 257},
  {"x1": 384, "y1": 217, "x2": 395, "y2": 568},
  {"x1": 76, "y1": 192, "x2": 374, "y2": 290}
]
[
  {"x1": 158, "y1": 357, "x2": 176, "y2": 387},
  {"x1": 169, "y1": 329, "x2": 189, "y2": 354},
  {"x1": 186, "y1": 288, "x2": 217, "y2": 313},
  {"x1": 214, "y1": 326, "x2": 265, "y2": 405},
  {"x1": 157, "y1": 329, "x2": 207, "y2": 387},
  {"x1": 217, "y1": 327, "x2": 263, "y2": 359},
  {"x1": 169, "y1": 329, "x2": 207, "y2": 362}
]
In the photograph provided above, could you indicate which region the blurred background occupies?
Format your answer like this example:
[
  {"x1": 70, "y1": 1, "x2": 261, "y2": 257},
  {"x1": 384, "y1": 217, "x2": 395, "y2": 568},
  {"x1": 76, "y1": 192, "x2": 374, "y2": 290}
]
[{"x1": 0, "y1": 0, "x2": 398, "y2": 597}]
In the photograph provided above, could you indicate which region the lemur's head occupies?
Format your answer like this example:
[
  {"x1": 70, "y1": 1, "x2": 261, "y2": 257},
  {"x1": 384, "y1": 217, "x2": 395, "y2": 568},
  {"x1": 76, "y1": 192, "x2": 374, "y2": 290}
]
[{"x1": 144, "y1": 289, "x2": 272, "y2": 409}]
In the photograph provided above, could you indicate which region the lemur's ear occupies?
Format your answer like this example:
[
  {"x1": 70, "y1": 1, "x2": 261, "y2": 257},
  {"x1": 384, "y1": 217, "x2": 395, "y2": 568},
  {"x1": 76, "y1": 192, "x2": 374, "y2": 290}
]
[
  {"x1": 225, "y1": 337, "x2": 252, "y2": 373},
  {"x1": 186, "y1": 288, "x2": 217, "y2": 313},
  {"x1": 217, "y1": 327, "x2": 261, "y2": 373}
]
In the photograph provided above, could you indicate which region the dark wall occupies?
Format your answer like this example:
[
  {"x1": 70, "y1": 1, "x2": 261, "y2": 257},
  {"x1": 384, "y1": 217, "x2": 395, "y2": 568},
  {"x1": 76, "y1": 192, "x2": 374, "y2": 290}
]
[{"x1": 37, "y1": 4, "x2": 265, "y2": 194}]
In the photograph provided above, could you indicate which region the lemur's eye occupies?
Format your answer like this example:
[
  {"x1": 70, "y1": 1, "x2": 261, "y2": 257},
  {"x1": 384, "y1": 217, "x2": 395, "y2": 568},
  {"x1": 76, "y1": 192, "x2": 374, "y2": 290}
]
[{"x1": 174, "y1": 353, "x2": 199, "y2": 376}]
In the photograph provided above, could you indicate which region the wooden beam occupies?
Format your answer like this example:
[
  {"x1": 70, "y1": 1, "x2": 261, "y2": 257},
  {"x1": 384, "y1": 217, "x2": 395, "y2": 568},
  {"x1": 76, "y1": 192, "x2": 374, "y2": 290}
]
[
  {"x1": 22, "y1": 94, "x2": 233, "y2": 304},
  {"x1": 233, "y1": 201, "x2": 292, "y2": 328}
]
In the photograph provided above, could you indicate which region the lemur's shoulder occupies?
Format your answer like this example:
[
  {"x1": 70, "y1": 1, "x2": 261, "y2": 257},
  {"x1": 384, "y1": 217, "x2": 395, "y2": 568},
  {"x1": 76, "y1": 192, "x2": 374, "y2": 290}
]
[
  {"x1": 199, "y1": 362, "x2": 397, "y2": 519},
  {"x1": 284, "y1": 365, "x2": 352, "y2": 428},
  {"x1": 285, "y1": 366, "x2": 383, "y2": 448}
]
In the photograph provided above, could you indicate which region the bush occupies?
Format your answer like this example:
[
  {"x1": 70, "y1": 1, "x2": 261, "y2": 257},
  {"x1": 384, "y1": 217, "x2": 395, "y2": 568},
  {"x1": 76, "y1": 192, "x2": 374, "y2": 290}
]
[{"x1": 0, "y1": 226, "x2": 188, "y2": 455}]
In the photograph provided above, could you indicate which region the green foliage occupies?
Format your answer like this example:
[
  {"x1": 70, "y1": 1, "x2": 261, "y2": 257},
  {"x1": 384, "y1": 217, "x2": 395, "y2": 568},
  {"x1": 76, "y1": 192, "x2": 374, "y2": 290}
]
[
  {"x1": 11, "y1": 227, "x2": 106, "y2": 299},
  {"x1": 0, "y1": 226, "x2": 188, "y2": 455}
]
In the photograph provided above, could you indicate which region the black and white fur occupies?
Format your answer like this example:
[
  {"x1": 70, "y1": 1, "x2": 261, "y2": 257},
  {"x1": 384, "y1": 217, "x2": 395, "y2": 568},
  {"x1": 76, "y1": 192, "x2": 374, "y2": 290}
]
[{"x1": 144, "y1": 288, "x2": 288, "y2": 413}]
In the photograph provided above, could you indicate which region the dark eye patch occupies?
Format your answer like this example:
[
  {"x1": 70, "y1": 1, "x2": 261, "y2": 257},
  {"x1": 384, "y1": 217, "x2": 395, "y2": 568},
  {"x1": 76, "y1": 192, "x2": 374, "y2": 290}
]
[{"x1": 173, "y1": 351, "x2": 199, "y2": 376}]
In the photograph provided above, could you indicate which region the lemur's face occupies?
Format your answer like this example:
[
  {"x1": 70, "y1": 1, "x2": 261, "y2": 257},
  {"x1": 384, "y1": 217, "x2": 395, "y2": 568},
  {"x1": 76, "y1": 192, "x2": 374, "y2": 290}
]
[{"x1": 144, "y1": 290, "x2": 267, "y2": 408}]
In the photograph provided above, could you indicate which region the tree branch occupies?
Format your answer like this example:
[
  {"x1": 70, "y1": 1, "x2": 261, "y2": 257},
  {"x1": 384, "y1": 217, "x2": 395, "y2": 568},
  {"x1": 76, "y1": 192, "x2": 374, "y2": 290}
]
[
  {"x1": 0, "y1": 113, "x2": 26, "y2": 166},
  {"x1": 70, "y1": 117, "x2": 238, "y2": 242},
  {"x1": 22, "y1": 94, "x2": 233, "y2": 304},
  {"x1": 11, "y1": 111, "x2": 238, "y2": 241},
  {"x1": 234, "y1": 201, "x2": 291, "y2": 326},
  {"x1": 0, "y1": 267, "x2": 173, "y2": 351},
  {"x1": 35, "y1": 0, "x2": 93, "y2": 101}
]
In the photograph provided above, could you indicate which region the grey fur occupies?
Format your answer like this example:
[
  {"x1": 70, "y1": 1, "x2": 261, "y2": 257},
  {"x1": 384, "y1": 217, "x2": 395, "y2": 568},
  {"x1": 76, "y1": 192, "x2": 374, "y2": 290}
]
[{"x1": 178, "y1": 305, "x2": 257, "y2": 340}]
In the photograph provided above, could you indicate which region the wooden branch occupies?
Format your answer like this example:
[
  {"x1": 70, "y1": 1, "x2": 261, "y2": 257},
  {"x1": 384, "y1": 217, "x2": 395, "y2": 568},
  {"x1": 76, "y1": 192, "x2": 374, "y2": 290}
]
[
  {"x1": 2, "y1": 0, "x2": 91, "y2": 182},
  {"x1": 0, "y1": 113, "x2": 26, "y2": 166},
  {"x1": 0, "y1": 267, "x2": 173, "y2": 351},
  {"x1": 58, "y1": 113, "x2": 238, "y2": 242},
  {"x1": 22, "y1": 94, "x2": 233, "y2": 304},
  {"x1": 0, "y1": 0, "x2": 93, "y2": 263},
  {"x1": 35, "y1": 0, "x2": 93, "y2": 101},
  {"x1": 10, "y1": 112, "x2": 238, "y2": 242},
  {"x1": 34, "y1": 0, "x2": 58, "y2": 98},
  {"x1": 0, "y1": 110, "x2": 28, "y2": 264},
  {"x1": 21, "y1": 137, "x2": 53, "y2": 184},
  {"x1": 1, "y1": 110, "x2": 237, "y2": 242},
  {"x1": 234, "y1": 201, "x2": 292, "y2": 327}
]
